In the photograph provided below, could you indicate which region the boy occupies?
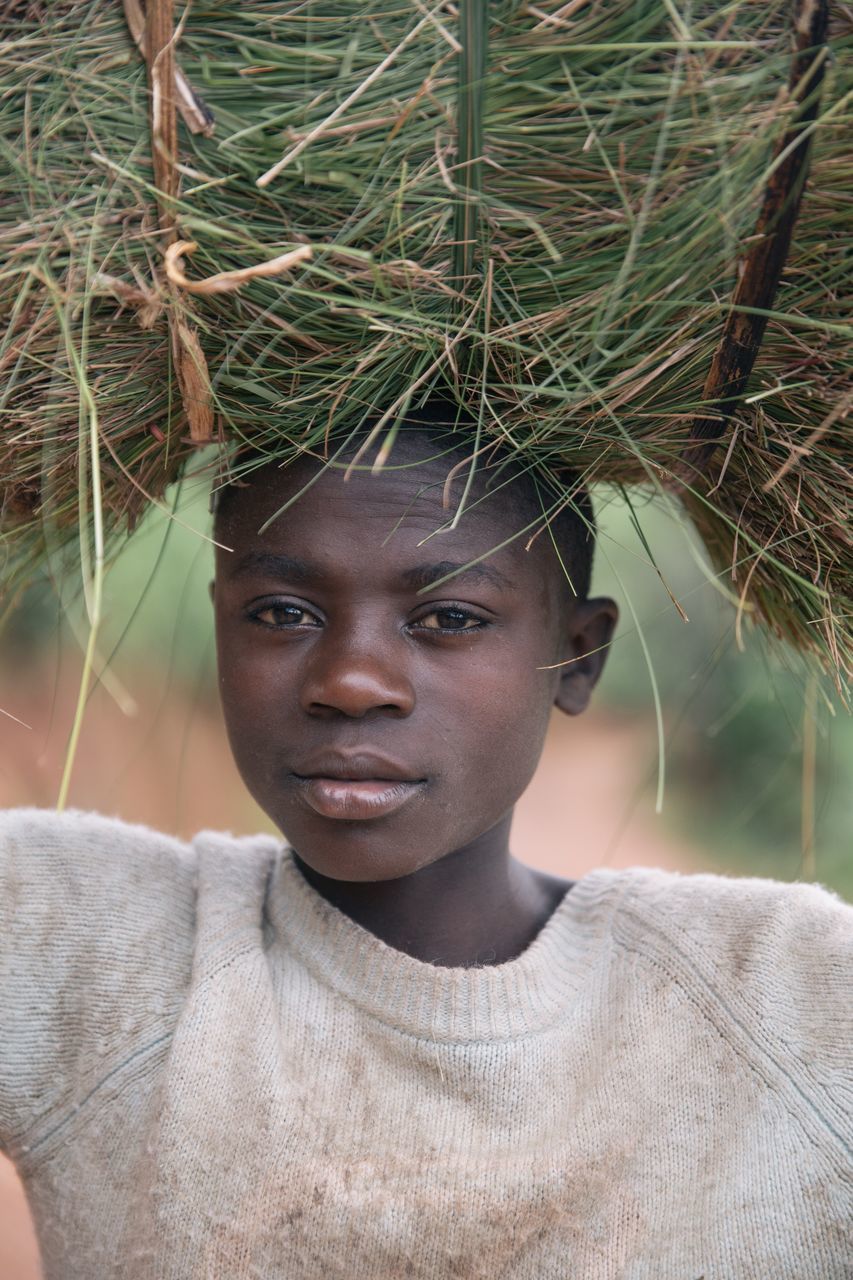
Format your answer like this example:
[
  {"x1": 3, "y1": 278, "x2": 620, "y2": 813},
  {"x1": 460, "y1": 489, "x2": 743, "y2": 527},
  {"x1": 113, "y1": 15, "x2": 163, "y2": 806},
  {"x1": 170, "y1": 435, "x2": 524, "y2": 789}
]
[{"x1": 1, "y1": 416, "x2": 851, "y2": 1278}]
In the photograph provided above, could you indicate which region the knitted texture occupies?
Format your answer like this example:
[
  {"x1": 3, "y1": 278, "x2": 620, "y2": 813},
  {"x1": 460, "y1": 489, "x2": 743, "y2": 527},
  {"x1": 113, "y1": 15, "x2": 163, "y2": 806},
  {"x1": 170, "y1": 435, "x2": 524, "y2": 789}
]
[{"x1": 1, "y1": 809, "x2": 851, "y2": 1278}]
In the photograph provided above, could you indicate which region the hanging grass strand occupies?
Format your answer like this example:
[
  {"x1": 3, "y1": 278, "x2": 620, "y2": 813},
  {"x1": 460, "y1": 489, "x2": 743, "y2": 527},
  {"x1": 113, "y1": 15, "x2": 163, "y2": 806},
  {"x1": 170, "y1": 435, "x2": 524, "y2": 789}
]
[
  {"x1": 0, "y1": 0, "x2": 849, "y2": 693},
  {"x1": 452, "y1": 0, "x2": 488, "y2": 289}
]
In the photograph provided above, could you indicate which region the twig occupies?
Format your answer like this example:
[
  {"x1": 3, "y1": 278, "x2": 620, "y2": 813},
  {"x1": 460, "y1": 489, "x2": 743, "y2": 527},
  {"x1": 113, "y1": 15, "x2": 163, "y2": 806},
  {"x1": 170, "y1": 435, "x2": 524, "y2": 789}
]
[
  {"x1": 682, "y1": 0, "x2": 830, "y2": 481},
  {"x1": 122, "y1": 0, "x2": 214, "y2": 136}
]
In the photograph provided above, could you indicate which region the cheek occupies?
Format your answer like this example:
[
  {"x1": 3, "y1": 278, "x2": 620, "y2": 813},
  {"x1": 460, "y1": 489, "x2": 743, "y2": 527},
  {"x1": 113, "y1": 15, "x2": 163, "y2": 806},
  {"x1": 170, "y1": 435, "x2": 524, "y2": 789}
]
[
  {"x1": 215, "y1": 629, "x2": 294, "y2": 754},
  {"x1": 441, "y1": 657, "x2": 556, "y2": 801}
]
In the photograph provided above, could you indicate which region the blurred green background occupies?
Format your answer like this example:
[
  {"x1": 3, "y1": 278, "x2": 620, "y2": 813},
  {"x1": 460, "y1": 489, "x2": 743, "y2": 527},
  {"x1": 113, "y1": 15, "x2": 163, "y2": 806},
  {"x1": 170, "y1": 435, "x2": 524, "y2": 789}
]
[{"x1": 3, "y1": 470, "x2": 850, "y2": 899}]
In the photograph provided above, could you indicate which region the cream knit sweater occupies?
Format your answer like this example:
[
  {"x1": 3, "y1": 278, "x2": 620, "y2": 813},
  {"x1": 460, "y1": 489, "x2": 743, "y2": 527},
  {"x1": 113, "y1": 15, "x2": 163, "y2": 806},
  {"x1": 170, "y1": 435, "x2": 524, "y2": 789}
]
[{"x1": 1, "y1": 809, "x2": 851, "y2": 1279}]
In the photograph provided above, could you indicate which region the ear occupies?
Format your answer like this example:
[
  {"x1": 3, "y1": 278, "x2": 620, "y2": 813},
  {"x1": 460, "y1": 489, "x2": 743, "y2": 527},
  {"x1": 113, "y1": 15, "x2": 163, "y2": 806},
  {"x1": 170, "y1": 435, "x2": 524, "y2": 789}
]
[{"x1": 553, "y1": 597, "x2": 618, "y2": 717}]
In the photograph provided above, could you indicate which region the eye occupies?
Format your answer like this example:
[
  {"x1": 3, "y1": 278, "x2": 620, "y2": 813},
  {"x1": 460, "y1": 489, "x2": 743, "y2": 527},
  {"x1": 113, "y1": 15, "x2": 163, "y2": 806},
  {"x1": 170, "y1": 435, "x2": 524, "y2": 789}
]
[
  {"x1": 247, "y1": 601, "x2": 321, "y2": 629},
  {"x1": 411, "y1": 606, "x2": 486, "y2": 634}
]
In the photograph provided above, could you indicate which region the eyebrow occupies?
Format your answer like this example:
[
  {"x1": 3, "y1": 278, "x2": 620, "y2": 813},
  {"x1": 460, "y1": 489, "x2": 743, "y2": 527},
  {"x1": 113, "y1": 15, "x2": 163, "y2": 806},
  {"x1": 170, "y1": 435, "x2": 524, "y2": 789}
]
[
  {"x1": 230, "y1": 552, "x2": 316, "y2": 583},
  {"x1": 402, "y1": 561, "x2": 514, "y2": 592},
  {"x1": 229, "y1": 552, "x2": 514, "y2": 592}
]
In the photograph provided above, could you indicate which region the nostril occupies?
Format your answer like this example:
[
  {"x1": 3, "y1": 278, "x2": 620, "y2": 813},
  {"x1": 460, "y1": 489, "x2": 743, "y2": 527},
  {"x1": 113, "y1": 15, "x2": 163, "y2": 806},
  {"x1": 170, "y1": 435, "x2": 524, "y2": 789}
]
[
  {"x1": 300, "y1": 659, "x2": 415, "y2": 719},
  {"x1": 308, "y1": 701, "x2": 407, "y2": 720}
]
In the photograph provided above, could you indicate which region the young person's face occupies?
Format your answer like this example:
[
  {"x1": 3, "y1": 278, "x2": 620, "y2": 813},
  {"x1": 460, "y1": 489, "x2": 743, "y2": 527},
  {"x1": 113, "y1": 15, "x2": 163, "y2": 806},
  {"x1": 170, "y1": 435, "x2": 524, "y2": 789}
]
[{"x1": 213, "y1": 439, "x2": 616, "y2": 882}]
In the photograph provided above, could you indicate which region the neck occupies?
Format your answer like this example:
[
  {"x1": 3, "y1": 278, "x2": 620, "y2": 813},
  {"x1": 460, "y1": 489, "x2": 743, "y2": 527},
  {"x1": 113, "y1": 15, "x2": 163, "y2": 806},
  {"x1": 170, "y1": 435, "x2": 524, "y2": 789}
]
[{"x1": 292, "y1": 816, "x2": 571, "y2": 967}]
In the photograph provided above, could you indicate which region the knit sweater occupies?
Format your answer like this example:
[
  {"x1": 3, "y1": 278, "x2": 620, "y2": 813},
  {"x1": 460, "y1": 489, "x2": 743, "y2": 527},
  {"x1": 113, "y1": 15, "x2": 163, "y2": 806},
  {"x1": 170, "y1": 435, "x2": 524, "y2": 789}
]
[{"x1": 0, "y1": 810, "x2": 851, "y2": 1279}]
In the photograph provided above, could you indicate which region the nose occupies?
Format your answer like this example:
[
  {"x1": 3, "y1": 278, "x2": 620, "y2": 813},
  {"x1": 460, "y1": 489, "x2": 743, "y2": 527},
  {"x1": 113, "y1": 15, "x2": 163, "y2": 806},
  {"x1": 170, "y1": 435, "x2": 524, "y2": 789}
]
[{"x1": 300, "y1": 632, "x2": 415, "y2": 719}]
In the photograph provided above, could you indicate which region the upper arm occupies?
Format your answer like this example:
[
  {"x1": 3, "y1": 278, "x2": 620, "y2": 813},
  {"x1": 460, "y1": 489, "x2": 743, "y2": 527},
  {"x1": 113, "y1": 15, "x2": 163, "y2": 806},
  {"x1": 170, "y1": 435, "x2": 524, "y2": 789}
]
[
  {"x1": 752, "y1": 882, "x2": 853, "y2": 1128},
  {"x1": 685, "y1": 874, "x2": 852, "y2": 1150},
  {"x1": 621, "y1": 869, "x2": 853, "y2": 1161},
  {"x1": 0, "y1": 808, "x2": 197, "y2": 1158}
]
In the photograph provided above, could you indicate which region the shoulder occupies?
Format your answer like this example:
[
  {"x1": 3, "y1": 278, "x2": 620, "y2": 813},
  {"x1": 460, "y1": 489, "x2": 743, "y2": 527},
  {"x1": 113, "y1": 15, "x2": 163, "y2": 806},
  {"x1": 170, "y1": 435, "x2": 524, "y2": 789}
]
[
  {"x1": 0, "y1": 809, "x2": 275, "y2": 1155},
  {"x1": 607, "y1": 866, "x2": 852, "y2": 1148},
  {"x1": 0, "y1": 809, "x2": 194, "y2": 1147},
  {"x1": 609, "y1": 864, "x2": 852, "y2": 986},
  {"x1": 0, "y1": 802, "x2": 194, "y2": 860},
  {"x1": 0, "y1": 806, "x2": 197, "y2": 928},
  {"x1": 0, "y1": 803, "x2": 193, "y2": 862},
  {"x1": 0, "y1": 807, "x2": 200, "y2": 1004}
]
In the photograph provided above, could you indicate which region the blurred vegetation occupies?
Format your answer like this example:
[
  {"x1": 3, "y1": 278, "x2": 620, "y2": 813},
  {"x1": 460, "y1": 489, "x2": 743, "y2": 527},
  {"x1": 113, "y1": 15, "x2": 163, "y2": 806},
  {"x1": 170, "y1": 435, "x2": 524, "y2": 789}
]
[
  {"x1": 591, "y1": 490, "x2": 851, "y2": 899},
  {"x1": 4, "y1": 471, "x2": 850, "y2": 899}
]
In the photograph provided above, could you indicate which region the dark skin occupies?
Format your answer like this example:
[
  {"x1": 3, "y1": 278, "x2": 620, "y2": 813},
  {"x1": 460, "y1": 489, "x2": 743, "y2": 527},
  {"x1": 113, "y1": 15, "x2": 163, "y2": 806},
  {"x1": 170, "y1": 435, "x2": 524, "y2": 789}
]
[{"x1": 213, "y1": 436, "x2": 617, "y2": 967}]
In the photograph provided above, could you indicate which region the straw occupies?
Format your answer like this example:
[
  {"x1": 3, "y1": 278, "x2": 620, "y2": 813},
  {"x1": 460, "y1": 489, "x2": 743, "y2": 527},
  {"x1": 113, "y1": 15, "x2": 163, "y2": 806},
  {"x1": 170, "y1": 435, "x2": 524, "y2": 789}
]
[{"x1": 0, "y1": 0, "x2": 849, "y2": 692}]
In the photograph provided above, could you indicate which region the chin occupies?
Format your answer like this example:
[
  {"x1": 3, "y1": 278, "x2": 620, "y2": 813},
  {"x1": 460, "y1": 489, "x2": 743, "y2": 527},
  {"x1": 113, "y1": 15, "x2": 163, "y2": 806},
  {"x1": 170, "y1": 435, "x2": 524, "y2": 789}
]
[{"x1": 276, "y1": 818, "x2": 446, "y2": 884}]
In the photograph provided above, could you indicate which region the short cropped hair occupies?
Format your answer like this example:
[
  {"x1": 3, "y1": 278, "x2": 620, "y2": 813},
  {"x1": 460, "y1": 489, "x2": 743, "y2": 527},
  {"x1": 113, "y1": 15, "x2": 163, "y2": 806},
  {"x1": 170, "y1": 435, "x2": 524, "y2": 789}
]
[{"x1": 213, "y1": 402, "x2": 596, "y2": 601}]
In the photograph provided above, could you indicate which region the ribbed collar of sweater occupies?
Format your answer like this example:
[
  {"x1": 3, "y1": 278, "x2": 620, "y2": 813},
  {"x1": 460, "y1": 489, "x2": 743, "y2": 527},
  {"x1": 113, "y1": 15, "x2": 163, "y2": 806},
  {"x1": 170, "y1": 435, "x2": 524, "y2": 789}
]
[{"x1": 266, "y1": 850, "x2": 623, "y2": 1045}]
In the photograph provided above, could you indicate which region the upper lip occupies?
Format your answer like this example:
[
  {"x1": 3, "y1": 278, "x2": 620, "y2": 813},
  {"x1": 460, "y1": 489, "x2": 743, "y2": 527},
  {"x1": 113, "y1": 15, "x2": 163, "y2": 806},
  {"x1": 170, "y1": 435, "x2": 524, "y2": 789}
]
[{"x1": 292, "y1": 753, "x2": 424, "y2": 783}]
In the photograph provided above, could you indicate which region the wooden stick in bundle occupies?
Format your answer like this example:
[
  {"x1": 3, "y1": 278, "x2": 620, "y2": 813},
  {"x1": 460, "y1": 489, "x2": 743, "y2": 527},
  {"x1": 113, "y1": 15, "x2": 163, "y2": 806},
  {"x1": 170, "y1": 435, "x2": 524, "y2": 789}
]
[
  {"x1": 122, "y1": 0, "x2": 214, "y2": 138},
  {"x1": 682, "y1": 0, "x2": 830, "y2": 484},
  {"x1": 127, "y1": 0, "x2": 317, "y2": 443},
  {"x1": 131, "y1": 0, "x2": 215, "y2": 443},
  {"x1": 3, "y1": 0, "x2": 845, "y2": 676},
  {"x1": 143, "y1": 0, "x2": 179, "y2": 231}
]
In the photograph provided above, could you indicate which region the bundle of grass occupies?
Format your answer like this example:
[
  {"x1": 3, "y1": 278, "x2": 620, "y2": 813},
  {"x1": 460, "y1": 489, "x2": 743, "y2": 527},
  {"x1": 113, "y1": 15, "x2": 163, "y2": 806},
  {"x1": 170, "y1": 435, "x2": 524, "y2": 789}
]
[{"x1": 1, "y1": 0, "x2": 850, "y2": 692}]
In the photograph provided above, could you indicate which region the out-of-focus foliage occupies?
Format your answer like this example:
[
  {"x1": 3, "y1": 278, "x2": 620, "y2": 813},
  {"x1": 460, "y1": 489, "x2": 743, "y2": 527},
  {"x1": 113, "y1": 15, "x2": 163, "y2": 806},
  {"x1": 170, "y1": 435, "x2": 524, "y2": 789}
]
[{"x1": 591, "y1": 490, "x2": 851, "y2": 898}]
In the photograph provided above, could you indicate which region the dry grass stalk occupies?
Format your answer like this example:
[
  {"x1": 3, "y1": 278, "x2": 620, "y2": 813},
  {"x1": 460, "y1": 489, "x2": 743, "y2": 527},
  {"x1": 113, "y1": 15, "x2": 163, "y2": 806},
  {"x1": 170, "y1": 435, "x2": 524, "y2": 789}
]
[{"x1": 0, "y1": 0, "x2": 849, "y2": 691}]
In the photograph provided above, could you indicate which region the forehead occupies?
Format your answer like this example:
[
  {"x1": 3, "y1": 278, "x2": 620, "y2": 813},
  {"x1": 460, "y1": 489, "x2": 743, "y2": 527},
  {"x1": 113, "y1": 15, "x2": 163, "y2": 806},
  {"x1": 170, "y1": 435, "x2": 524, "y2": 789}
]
[{"x1": 215, "y1": 444, "x2": 554, "y2": 588}]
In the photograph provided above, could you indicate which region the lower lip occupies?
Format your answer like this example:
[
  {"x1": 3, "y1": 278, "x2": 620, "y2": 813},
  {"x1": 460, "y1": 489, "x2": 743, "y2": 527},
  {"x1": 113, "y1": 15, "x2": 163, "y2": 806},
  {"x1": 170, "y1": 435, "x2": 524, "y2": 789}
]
[{"x1": 295, "y1": 777, "x2": 425, "y2": 821}]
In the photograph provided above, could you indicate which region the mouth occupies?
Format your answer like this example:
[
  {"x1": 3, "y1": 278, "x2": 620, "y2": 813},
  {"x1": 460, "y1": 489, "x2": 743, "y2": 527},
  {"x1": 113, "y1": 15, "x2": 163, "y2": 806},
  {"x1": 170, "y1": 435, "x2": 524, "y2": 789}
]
[
  {"x1": 291, "y1": 753, "x2": 427, "y2": 821},
  {"x1": 292, "y1": 775, "x2": 426, "y2": 821}
]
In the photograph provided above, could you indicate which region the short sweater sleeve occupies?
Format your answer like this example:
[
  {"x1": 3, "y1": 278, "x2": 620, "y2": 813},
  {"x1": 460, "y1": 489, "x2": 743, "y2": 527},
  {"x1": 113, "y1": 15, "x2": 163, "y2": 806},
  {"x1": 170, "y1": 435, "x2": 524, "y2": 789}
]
[{"x1": 0, "y1": 808, "x2": 198, "y2": 1158}]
